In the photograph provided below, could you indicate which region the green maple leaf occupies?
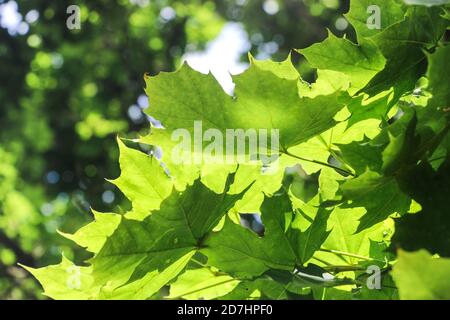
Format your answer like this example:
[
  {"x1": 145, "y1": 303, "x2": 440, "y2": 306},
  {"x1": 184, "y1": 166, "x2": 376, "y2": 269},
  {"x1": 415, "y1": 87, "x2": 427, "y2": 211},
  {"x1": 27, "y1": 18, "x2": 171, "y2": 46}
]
[
  {"x1": 203, "y1": 189, "x2": 332, "y2": 278},
  {"x1": 361, "y1": 6, "x2": 448, "y2": 99},
  {"x1": 343, "y1": 0, "x2": 449, "y2": 103},
  {"x1": 90, "y1": 174, "x2": 249, "y2": 296},
  {"x1": 202, "y1": 216, "x2": 295, "y2": 279},
  {"x1": 26, "y1": 174, "x2": 248, "y2": 299},
  {"x1": 312, "y1": 206, "x2": 394, "y2": 267},
  {"x1": 340, "y1": 171, "x2": 411, "y2": 233},
  {"x1": 331, "y1": 110, "x2": 420, "y2": 232},
  {"x1": 297, "y1": 33, "x2": 386, "y2": 92},
  {"x1": 144, "y1": 58, "x2": 347, "y2": 152},
  {"x1": 337, "y1": 138, "x2": 384, "y2": 176},
  {"x1": 140, "y1": 56, "x2": 348, "y2": 213},
  {"x1": 290, "y1": 201, "x2": 332, "y2": 264},
  {"x1": 392, "y1": 250, "x2": 450, "y2": 299}
]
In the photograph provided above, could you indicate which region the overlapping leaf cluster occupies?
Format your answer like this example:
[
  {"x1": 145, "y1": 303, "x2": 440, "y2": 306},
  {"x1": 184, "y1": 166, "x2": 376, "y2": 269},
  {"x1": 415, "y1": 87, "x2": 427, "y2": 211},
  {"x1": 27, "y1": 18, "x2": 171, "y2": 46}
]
[{"x1": 26, "y1": 0, "x2": 450, "y2": 300}]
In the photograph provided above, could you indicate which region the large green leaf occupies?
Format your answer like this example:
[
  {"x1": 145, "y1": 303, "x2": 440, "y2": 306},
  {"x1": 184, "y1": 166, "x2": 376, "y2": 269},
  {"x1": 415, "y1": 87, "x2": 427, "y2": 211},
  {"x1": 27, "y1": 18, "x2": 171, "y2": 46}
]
[
  {"x1": 337, "y1": 138, "x2": 384, "y2": 176},
  {"x1": 26, "y1": 174, "x2": 248, "y2": 299},
  {"x1": 361, "y1": 7, "x2": 448, "y2": 99},
  {"x1": 203, "y1": 217, "x2": 294, "y2": 278},
  {"x1": 144, "y1": 59, "x2": 347, "y2": 153},
  {"x1": 140, "y1": 57, "x2": 349, "y2": 213},
  {"x1": 392, "y1": 250, "x2": 450, "y2": 299},
  {"x1": 203, "y1": 190, "x2": 332, "y2": 278},
  {"x1": 298, "y1": 33, "x2": 386, "y2": 91},
  {"x1": 313, "y1": 207, "x2": 394, "y2": 267},
  {"x1": 339, "y1": 171, "x2": 410, "y2": 232},
  {"x1": 90, "y1": 174, "x2": 249, "y2": 293}
]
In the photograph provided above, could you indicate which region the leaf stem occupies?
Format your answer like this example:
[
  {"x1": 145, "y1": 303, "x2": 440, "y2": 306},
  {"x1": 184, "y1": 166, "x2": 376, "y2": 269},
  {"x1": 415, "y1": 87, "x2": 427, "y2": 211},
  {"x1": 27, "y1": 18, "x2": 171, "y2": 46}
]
[
  {"x1": 190, "y1": 258, "x2": 207, "y2": 268},
  {"x1": 323, "y1": 265, "x2": 366, "y2": 273},
  {"x1": 282, "y1": 150, "x2": 355, "y2": 176},
  {"x1": 317, "y1": 135, "x2": 354, "y2": 174},
  {"x1": 292, "y1": 271, "x2": 357, "y2": 287},
  {"x1": 318, "y1": 248, "x2": 382, "y2": 262}
]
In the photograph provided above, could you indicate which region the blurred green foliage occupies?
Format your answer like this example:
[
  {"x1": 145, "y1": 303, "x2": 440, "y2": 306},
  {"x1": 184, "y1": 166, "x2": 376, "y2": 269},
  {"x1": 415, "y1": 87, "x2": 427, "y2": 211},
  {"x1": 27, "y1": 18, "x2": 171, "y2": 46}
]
[{"x1": 0, "y1": 0, "x2": 346, "y2": 299}]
